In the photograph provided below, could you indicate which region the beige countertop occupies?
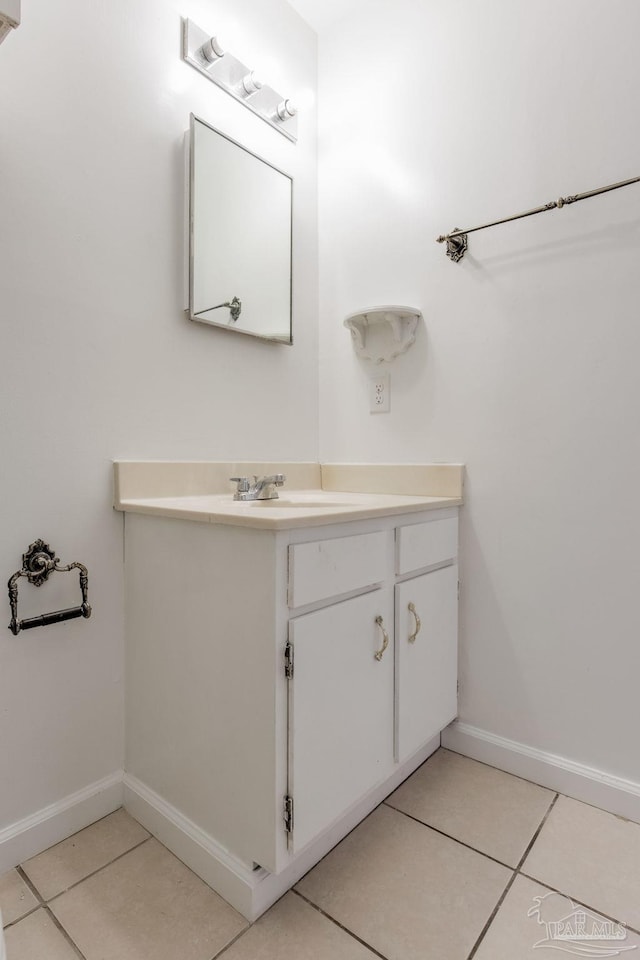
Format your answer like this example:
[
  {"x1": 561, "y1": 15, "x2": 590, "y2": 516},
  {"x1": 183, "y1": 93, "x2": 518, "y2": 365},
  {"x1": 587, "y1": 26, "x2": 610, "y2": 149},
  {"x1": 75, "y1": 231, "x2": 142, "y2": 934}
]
[
  {"x1": 115, "y1": 489, "x2": 462, "y2": 530},
  {"x1": 113, "y1": 462, "x2": 464, "y2": 530}
]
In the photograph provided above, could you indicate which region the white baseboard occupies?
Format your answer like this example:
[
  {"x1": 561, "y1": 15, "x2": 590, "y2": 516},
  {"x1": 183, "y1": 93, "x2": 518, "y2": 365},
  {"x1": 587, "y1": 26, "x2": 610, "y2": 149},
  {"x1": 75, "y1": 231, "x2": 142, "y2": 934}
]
[
  {"x1": 124, "y1": 734, "x2": 440, "y2": 921},
  {"x1": 442, "y1": 722, "x2": 640, "y2": 824},
  {"x1": 0, "y1": 772, "x2": 124, "y2": 874},
  {"x1": 122, "y1": 773, "x2": 264, "y2": 918}
]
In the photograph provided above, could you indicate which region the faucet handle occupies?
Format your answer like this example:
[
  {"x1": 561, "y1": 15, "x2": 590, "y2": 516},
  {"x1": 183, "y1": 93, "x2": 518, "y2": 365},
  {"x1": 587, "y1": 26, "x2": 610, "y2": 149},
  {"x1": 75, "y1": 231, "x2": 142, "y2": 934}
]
[{"x1": 230, "y1": 476, "x2": 250, "y2": 493}]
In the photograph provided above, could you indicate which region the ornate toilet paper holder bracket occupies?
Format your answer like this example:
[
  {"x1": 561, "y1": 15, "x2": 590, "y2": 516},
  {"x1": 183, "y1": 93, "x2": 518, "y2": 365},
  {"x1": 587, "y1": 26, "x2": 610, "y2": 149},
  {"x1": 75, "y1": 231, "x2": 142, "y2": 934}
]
[{"x1": 8, "y1": 539, "x2": 91, "y2": 636}]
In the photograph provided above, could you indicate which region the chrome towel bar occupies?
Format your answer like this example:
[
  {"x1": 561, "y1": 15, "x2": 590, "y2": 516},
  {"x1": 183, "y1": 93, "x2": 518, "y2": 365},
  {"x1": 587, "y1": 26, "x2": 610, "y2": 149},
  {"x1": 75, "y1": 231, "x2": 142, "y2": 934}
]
[{"x1": 437, "y1": 173, "x2": 640, "y2": 262}]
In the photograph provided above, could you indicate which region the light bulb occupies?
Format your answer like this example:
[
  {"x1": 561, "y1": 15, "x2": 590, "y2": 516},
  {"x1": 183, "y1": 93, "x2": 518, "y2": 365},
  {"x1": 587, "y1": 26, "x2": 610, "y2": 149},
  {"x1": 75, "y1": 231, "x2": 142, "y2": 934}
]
[
  {"x1": 276, "y1": 99, "x2": 297, "y2": 121},
  {"x1": 241, "y1": 71, "x2": 263, "y2": 96},
  {"x1": 200, "y1": 36, "x2": 225, "y2": 64}
]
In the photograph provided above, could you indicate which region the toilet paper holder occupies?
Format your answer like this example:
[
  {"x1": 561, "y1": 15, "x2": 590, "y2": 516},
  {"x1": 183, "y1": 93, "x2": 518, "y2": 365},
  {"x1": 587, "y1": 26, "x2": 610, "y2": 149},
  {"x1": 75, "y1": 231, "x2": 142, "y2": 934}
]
[{"x1": 8, "y1": 539, "x2": 91, "y2": 636}]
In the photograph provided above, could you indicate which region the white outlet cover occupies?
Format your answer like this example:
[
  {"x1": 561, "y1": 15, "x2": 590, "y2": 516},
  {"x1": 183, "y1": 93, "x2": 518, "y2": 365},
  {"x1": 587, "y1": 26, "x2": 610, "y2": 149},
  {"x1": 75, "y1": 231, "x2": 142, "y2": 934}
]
[{"x1": 369, "y1": 372, "x2": 390, "y2": 414}]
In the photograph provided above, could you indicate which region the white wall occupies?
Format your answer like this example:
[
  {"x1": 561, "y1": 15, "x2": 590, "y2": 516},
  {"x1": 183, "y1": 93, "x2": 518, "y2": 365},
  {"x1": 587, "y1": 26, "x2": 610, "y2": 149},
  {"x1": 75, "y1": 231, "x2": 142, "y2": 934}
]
[
  {"x1": 318, "y1": 0, "x2": 640, "y2": 784},
  {"x1": 0, "y1": 0, "x2": 317, "y2": 831}
]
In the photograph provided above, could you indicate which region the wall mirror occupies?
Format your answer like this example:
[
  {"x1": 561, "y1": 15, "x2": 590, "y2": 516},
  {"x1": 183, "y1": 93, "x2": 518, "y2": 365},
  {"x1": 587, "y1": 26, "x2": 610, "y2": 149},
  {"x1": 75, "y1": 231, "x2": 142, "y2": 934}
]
[{"x1": 188, "y1": 114, "x2": 293, "y2": 344}]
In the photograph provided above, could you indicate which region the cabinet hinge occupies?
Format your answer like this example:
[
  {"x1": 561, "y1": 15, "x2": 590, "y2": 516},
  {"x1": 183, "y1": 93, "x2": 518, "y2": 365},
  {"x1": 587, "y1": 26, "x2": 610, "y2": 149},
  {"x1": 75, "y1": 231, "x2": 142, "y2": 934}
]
[
  {"x1": 457, "y1": 579, "x2": 461, "y2": 600},
  {"x1": 284, "y1": 640, "x2": 294, "y2": 679},
  {"x1": 283, "y1": 794, "x2": 294, "y2": 834}
]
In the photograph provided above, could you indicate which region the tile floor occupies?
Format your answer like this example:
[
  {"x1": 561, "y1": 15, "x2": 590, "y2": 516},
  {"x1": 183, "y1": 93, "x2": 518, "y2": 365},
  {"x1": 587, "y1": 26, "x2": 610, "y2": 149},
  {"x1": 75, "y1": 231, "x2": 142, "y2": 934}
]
[{"x1": 2, "y1": 749, "x2": 639, "y2": 960}]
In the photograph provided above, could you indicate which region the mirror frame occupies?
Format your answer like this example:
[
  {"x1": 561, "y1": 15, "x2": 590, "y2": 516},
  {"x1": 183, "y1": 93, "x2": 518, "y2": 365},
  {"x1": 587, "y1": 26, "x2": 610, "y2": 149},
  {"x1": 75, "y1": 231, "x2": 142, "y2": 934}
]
[{"x1": 188, "y1": 114, "x2": 294, "y2": 345}]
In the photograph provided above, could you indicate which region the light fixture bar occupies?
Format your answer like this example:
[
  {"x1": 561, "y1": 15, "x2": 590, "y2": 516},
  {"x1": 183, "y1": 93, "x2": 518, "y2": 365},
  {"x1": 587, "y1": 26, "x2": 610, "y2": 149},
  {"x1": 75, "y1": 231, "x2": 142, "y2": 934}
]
[{"x1": 182, "y1": 18, "x2": 298, "y2": 143}]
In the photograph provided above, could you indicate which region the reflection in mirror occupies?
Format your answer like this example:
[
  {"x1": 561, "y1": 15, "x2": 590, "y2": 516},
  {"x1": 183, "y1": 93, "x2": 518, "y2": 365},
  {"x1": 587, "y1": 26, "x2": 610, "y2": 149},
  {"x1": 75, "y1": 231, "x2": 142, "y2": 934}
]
[{"x1": 189, "y1": 115, "x2": 293, "y2": 344}]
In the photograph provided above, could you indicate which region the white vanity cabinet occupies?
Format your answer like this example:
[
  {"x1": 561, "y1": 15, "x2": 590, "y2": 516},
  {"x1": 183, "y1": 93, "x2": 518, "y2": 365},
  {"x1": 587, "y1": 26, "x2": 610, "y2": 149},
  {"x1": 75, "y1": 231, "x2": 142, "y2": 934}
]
[{"x1": 123, "y1": 504, "x2": 459, "y2": 919}]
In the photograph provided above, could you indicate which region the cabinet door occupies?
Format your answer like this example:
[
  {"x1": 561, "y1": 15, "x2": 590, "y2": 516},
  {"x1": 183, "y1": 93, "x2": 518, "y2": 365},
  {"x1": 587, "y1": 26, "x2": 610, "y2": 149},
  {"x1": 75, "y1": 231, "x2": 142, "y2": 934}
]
[
  {"x1": 395, "y1": 564, "x2": 458, "y2": 762},
  {"x1": 288, "y1": 590, "x2": 394, "y2": 853}
]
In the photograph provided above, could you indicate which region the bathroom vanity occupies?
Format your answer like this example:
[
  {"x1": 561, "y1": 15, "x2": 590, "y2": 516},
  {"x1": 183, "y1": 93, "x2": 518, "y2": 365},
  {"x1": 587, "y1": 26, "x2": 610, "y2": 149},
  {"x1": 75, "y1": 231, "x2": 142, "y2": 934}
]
[{"x1": 115, "y1": 462, "x2": 463, "y2": 919}]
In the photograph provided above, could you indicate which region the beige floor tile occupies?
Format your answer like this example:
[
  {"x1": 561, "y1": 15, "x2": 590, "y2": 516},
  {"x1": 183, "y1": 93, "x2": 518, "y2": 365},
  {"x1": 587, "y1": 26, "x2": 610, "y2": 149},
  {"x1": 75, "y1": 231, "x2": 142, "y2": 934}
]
[
  {"x1": 523, "y1": 795, "x2": 640, "y2": 930},
  {"x1": 22, "y1": 808, "x2": 150, "y2": 900},
  {"x1": 0, "y1": 869, "x2": 38, "y2": 926},
  {"x1": 50, "y1": 837, "x2": 247, "y2": 960},
  {"x1": 474, "y1": 874, "x2": 640, "y2": 959},
  {"x1": 386, "y1": 749, "x2": 555, "y2": 867},
  {"x1": 4, "y1": 909, "x2": 79, "y2": 960},
  {"x1": 296, "y1": 803, "x2": 512, "y2": 960},
  {"x1": 223, "y1": 892, "x2": 378, "y2": 960}
]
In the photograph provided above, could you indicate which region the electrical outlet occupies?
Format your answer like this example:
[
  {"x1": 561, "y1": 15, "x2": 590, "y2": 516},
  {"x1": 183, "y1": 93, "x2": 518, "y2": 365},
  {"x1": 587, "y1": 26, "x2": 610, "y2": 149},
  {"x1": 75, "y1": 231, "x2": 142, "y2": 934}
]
[{"x1": 369, "y1": 372, "x2": 390, "y2": 413}]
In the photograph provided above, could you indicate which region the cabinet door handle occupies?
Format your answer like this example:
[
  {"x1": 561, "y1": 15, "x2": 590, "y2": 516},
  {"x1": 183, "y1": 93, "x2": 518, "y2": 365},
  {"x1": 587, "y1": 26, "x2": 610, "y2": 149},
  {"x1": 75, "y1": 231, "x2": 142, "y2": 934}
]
[
  {"x1": 408, "y1": 602, "x2": 421, "y2": 643},
  {"x1": 374, "y1": 615, "x2": 389, "y2": 661}
]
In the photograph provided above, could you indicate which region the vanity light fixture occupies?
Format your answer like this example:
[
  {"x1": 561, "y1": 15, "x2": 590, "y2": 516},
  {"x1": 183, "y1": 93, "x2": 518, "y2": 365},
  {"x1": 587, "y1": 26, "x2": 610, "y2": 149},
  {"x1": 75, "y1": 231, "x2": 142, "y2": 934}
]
[{"x1": 182, "y1": 18, "x2": 299, "y2": 142}]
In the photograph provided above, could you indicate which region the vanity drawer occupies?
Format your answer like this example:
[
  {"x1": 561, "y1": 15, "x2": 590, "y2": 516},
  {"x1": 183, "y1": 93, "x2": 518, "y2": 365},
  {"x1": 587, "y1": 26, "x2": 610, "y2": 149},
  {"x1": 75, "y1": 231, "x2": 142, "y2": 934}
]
[
  {"x1": 396, "y1": 517, "x2": 458, "y2": 575},
  {"x1": 288, "y1": 531, "x2": 387, "y2": 608}
]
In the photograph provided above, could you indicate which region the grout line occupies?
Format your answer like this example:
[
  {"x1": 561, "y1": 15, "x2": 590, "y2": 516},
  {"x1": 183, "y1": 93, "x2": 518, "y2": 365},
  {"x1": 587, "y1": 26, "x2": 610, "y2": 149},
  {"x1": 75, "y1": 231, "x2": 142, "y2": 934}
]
[
  {"x1": 1, "y1": 903, "x2": 42, "y2": 931},
  {"x1": 517, "y1": 871, "x2": 640, "y2": 939},
  {"x1": 292, "y1": 798, "x2": 392, "y2": 889},
  {"x1": 15, "y1": 865, "x2": 45, "y2": 905},
  {"x1": 15, "y1": 805, "x2": 145, "y2": 902},
  {"x1": 462, "y1": 794, "x2": 561, "y2": 960},
  {"x1": 45, "y1": 836, "x2": 152, "y2": 905},
  {"x1": 465, "y1": 870, "x2": 519, "y2": 960},
  {"x1": 2, "y1": 865, "x2": 47, "y2": 931},
  {"x1": 514, "y1": 792, "x2": 559, "y2": 873},
  {"x1": 4, "y1": 870, "x2": 87, "y2": 960},
  {"x1": 208, "y1": 889, "x2": 295, "y2": 960},
  {"x1": 207, "y1": 921, "x2": 253, "y2": 960},
  {"x1": 293, "y1": 888, "x2": 392, "y2": 960},
  {"x1": 383, "y1": 802, "x2": 515, "y2": 871},
  {"x1": 44, "y1": 905, "x2": 88, "y2": 960}
]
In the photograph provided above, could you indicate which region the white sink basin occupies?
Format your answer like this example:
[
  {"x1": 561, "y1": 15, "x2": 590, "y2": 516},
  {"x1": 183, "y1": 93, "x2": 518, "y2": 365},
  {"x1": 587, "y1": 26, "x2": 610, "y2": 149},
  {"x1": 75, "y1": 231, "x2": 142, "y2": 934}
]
[{"x1": 249, "y1": 492, "x2": 356, "y2": 508}]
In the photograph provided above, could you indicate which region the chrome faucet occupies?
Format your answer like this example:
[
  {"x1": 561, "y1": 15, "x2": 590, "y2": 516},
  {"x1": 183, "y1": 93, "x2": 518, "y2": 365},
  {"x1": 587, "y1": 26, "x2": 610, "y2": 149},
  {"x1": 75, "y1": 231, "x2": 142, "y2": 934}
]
[{"x1": 230, "y1": 474, "x2": 286, "y2": 501}]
